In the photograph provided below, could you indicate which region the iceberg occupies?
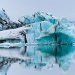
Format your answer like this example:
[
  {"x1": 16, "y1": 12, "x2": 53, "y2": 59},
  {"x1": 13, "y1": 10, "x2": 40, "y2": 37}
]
[{"x1": 56, "y1": 18, "x2": 75, "y2": 44}]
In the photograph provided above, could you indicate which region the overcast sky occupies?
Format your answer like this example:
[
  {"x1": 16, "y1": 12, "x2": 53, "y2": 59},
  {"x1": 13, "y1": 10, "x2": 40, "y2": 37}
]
[
  {"x1": 0, "y1": 0, "x2": 75, "y2": 21},
  {"x1": 0, "y1": 0, "x2": 75, "y2": 75}
]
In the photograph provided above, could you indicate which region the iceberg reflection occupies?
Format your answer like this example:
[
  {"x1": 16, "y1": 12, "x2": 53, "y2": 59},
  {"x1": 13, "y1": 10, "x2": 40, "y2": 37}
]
[{"x1": 0, "y1": 45, "x2": 75, "y2": 74}]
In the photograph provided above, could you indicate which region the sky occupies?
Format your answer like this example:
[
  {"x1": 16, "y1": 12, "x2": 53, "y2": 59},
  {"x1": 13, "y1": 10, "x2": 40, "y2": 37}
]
[
  {"x1": 0, "y1": 0, "x2": 75, "y2": 21},
  {"x1": 0, "y1": 0, "x2": 75, "y2": 75}
]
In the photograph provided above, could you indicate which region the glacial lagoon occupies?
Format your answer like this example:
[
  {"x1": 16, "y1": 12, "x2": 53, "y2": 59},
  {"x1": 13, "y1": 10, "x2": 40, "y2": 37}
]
[{"x1": 0, "y1": 9, "x2": 75, "y2": 75}]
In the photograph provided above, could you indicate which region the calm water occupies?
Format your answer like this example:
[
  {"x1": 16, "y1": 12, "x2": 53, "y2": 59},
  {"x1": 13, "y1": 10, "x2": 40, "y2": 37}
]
[{"x1": 0, "y1": 44, "x2": 75, "y2": 75}]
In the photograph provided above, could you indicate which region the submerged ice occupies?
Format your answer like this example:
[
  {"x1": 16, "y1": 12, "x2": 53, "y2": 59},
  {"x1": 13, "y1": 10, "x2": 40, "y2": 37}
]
[{"x1": 0, "y1": 9, "x2": 75, "y2": 75}]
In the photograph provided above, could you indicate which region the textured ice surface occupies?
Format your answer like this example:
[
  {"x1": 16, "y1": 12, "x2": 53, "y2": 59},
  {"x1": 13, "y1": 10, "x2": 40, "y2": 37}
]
[{"x1": 0, "y1": 9, "x2": 75, "y2": 75}]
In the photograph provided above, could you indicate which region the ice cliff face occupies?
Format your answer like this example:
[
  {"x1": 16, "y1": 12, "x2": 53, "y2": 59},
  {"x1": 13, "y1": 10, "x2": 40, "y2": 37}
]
[{"x1": 0, "y1": 9, "x2": 75, "y2": 75}]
